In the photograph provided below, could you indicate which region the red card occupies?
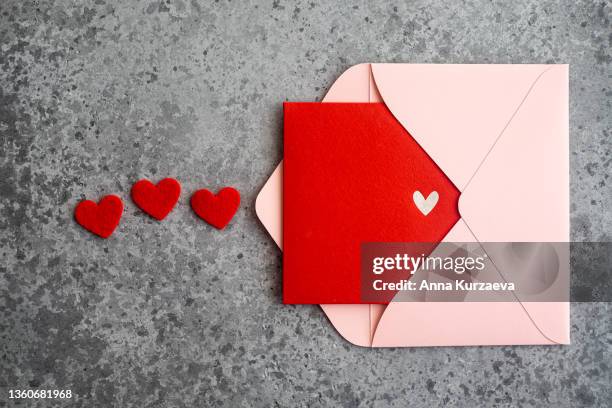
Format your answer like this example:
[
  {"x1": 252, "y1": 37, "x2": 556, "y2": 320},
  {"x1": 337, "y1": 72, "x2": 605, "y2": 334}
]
[{"x1": 283, "y1": 103, "x2": 460, "y2": 304}]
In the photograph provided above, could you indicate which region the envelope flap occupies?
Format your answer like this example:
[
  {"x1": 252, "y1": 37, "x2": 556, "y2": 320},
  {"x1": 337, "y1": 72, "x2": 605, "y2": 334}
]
[
  {"x1": 459, "y1": 66, "x2": 569, "y2": 344},
  {"x1": 371, "y1": 64, "x2": 548, "y2": 190},
  {"x1": 459, "y1": 66, "x2": 569, "y2": 242}
]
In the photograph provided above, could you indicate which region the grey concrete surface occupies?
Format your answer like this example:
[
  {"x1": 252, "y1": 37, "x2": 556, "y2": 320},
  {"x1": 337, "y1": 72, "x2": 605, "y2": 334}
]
[{"x1": 0, "y1": 0, "x2": 611, "y2": 407}]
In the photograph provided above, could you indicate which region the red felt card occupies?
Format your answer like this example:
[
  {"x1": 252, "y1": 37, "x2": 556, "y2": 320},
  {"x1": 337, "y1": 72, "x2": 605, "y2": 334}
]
[{"x1": 283, "y1": 102, "x2": 460, "y2": 304}]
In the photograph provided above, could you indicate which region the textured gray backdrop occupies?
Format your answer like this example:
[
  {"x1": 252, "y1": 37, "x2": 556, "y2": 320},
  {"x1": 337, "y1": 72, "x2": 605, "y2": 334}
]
[{"x1": 1, "y1": 0, "x2": 611, "y2": 407}]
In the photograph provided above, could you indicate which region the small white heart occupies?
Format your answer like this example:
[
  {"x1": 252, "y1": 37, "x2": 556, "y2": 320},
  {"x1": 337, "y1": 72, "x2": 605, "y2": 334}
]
[{"x1": 413, "y1": 191, "x2": 439, "y2": 216}]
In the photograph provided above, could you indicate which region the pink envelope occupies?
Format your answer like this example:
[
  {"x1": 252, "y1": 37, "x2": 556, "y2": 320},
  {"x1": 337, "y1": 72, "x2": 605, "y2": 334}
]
[{"x1": 255, "y1": 63, "x2": 569, "y2": 347}]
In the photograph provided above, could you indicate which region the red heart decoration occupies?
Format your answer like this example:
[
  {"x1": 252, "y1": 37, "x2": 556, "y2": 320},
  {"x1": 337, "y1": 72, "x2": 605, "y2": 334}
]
[
  {"x1": 74, "y1": 195, "x2": 123, "y2": 238},
  {"x1": 131, "y1": 178, "x2": 181, "y2": 220},
  {"x1": 190, "y1": 187, "x2": 240, "y2": 229}
]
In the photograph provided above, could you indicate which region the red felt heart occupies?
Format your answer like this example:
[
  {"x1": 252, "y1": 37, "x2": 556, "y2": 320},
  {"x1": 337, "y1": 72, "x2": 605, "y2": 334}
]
[
  {"x1": 74, "y1": 195, "x2": 123, "y2": 238},
  {"x1": 190, "y1": 187, "x2": 240, "y2": 229},
  {"x1": 131, "y1": 178, "x2": 181, "y2": 220}
]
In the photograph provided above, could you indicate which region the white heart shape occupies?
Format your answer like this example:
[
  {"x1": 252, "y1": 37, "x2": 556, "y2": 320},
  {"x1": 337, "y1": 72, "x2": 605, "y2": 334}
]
[{"x1": 413, "y1": 191, "x2": 439, "y2": 216}]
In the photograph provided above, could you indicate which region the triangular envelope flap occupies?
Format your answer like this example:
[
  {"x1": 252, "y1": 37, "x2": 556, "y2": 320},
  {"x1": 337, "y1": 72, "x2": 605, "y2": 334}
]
[
  {"x1": 459, "y1": 66, "x2": 569, "y2": 344},
  {"x1": 459, "y1": 66, "x2": 569, "y2": 243},
  {"x1": 371, "y1": 64, "x2": 548, "y2": 190}
]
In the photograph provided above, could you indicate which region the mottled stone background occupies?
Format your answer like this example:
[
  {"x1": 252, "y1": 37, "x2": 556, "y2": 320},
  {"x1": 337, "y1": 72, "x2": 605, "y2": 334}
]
[{"x1": 0, "y1": 0, "x2": 610, "y2": 407}]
